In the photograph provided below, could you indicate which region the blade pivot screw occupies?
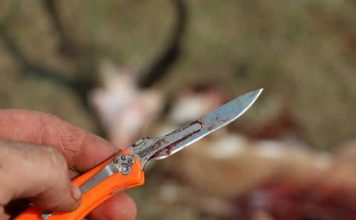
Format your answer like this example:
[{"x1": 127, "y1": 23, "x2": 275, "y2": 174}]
[{"x1": 120, "y1": 165, "x2": 131, "y2": 175}]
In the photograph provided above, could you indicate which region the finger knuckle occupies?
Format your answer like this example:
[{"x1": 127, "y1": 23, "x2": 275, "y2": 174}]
[{"x1": 46, "y1": 148, "x2": 68, "y2": 176}]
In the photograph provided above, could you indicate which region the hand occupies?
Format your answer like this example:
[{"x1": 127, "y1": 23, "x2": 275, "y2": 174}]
[{"x1": 0, "y1": 109, "x2": 136, "y2": 220}]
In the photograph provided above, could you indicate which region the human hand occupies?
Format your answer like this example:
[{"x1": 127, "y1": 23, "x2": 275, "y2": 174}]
[{"x1": 0, "y1": 109, "x2": 136, "y2": 220}]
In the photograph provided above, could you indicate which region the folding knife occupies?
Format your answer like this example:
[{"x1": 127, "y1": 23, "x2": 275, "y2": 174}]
[{"x1": 16, "y1": 89, "x2": 263, "y2": 220}]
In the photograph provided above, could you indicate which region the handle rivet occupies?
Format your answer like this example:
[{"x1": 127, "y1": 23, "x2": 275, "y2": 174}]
[
  {"x1": 127, "y1": 157, "x2": 134, "y2": 164},
  {"x1": 113, "y1": 157, "x2": 120, "y2": 164},
  {"x1": 120, "y1": 154, "x2": 128, "y2": 161}
]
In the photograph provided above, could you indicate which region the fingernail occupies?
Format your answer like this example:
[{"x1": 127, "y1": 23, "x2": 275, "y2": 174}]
[{"x1": 71, "y1": 184, "x2": 82, "y2": 200}]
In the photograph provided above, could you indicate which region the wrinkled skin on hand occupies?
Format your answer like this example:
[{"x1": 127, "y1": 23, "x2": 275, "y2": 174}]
[{"x1": 0, "y1": 109, "x2": 136, "y2": 220}]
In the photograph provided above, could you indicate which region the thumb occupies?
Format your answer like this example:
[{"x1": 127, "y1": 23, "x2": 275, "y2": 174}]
[{"x1": 0, "y1": 140, "x2": 81, "y2": 212}]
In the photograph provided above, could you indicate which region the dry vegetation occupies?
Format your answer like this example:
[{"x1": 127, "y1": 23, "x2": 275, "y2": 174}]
[{"x1": 1, "y1": 0, "x2": 356, "y2": 219}]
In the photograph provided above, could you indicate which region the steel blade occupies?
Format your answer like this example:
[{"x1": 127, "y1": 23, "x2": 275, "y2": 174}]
[{"x1": 152, "y1": 88, "x2": 263, "y2": 160}]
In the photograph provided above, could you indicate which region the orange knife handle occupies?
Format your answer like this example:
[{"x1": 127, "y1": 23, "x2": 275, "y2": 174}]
[{"x1": 16, "y1": 149, "x2": 145, "y2": 220}]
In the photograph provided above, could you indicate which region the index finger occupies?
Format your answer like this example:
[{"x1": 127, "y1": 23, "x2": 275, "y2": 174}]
[{"x1": 0, "y1": 109, "x2": 117, "y2": 171}]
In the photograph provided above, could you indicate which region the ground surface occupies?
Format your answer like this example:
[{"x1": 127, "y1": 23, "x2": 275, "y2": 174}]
[{"x1": 1, "y1": 1, "x2": 356, "y2": 219}]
